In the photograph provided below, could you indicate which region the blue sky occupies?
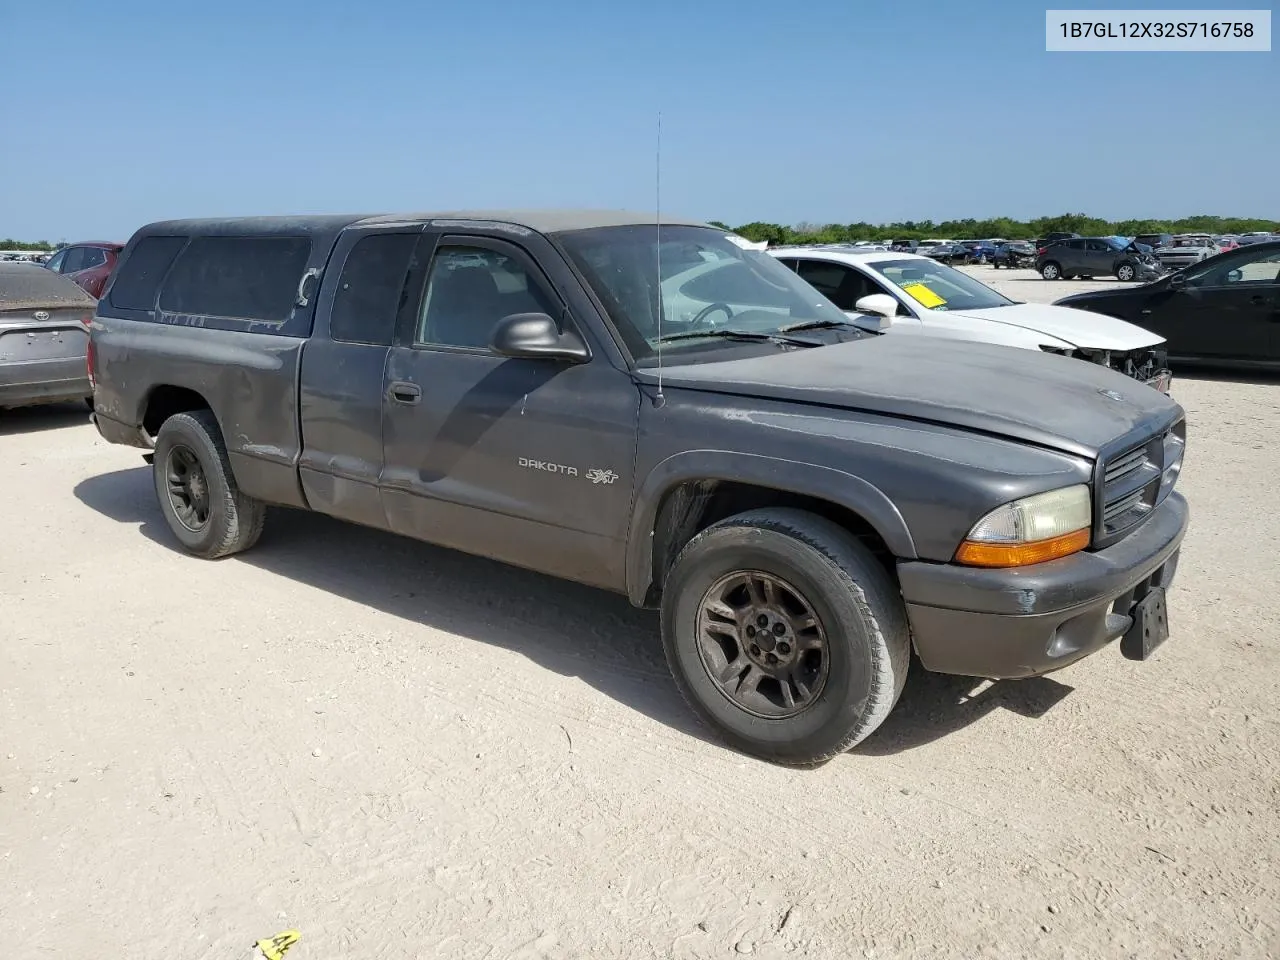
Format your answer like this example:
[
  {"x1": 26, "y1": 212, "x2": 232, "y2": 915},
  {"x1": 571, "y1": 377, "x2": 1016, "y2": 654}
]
[{"x1": 1, "y1": 0, "x2": 1275, "y2": 241}]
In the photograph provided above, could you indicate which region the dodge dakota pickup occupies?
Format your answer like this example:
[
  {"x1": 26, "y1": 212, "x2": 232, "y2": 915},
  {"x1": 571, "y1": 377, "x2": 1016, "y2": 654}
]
[{"x1": 89, "y1": 211, "x2": 1189, "y2": 765}]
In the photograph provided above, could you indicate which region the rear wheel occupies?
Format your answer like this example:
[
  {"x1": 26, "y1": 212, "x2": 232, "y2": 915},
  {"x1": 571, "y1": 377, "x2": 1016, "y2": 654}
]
[
  {"x1": 661, "y1": 508, "x2": 910, "y2": 766},
  {"x1": 1040, "y1": 262, "x2": 1061, "y2": 280},
  {"x1": 152, "y1": 410, "x2": 265, "y2": 559}
]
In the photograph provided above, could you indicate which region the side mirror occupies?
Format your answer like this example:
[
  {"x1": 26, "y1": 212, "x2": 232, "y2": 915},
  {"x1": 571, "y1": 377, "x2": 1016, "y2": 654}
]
[
  {"x1": 1168, "y1": 272, "x2": 1185, "y2": 291},
  {"x1": 854, "y1": 293, "x2": 899, "y2": 319},
  {"x1": 845, "y1": 294, "x2": 898, "y2": 333},
  {"x1": 490, "y1": 312, "x2": 590, "y2": 362}
]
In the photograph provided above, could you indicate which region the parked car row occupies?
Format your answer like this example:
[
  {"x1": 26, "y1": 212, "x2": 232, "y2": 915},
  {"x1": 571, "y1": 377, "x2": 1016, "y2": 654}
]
[{"x1": 874, "y1": 231, "x2": 1277, "y2": 277}]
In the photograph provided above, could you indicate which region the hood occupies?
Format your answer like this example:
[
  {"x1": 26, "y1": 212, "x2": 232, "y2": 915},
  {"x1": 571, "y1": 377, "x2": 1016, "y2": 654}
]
[
  {"x1": 640, "y1": 336, "x2": 1181, "y2": 461},
  {"x1": 942, "y1": 303, "x2": 1164, "y2": 351}
]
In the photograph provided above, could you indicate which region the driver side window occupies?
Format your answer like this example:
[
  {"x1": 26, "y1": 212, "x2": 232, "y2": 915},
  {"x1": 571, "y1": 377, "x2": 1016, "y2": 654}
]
[
  {"x1": 416, "y1": 245, "x2": 557, "y2": 350},
  {"x1": 794, "y1": 260, "x2": 906, "y2": 314},
  {"x1": 1186, "y1": 249, "x2": 1280, "y2": 288},
  {"x1": 61, "y1": 247, "x2": 87, "y2": 273},
  {"x1": 794, "y1": 260, "x2": 852, "y2": 306}
]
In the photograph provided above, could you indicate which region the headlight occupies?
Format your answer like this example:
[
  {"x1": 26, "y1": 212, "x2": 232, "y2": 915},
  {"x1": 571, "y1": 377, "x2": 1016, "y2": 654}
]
[{"x1": 954, "y1": 484, "x2": 1092, "y2": 567}]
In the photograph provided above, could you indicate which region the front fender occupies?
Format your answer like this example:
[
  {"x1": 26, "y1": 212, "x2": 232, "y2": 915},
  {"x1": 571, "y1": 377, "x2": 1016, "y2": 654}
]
[{"x1": 624, "y1": 449, "x2": 916, "y2": 606}]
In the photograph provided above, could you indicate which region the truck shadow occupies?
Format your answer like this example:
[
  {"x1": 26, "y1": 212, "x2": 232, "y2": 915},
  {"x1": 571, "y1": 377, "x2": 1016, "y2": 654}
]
[
  {"x1": 857, "y1": 669, "x2": 1074, "y2": 756},
  {"x1": 74, "y1": 466, "x2": 1074, "y2": 760}
]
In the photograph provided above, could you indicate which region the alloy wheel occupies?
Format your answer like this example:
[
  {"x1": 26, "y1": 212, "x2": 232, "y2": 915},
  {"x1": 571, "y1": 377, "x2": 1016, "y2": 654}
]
[
  {"x1": 164, "y1": 444, "x2": 211, "y2": 532},
  {"x1": 696, "y1": 570, "x2": 830, "y2": 719}
]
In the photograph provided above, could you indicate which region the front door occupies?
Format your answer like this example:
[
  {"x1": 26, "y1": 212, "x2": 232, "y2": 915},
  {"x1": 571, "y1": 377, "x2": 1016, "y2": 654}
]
[
  {"x1": 380, "y1": 232, "x2": 640, "y2": 590},
  {"x1": 1083, "y1": 238, "x2": 1113, "y2": 276},
  {"x1": 1143, "y1": 247, "x2": 1280, "y2": 362},
  {"x1": 1060, "y1": 239, "x2": 1087, "y2": 275}
]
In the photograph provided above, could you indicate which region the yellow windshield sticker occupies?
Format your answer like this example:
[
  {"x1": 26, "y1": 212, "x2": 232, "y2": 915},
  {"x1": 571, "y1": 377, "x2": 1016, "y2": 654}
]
[
  {"x1": 900, "y1": 283, "x2": 947, "y2": 308},
  {"x1": 254, "y1": 931, "x2": 301, "y2": 960}
]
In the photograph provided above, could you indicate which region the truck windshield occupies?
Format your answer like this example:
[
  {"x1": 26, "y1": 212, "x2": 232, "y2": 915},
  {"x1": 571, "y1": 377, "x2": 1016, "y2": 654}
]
[{"x1": 556, "y1": 225, "x2": 853, "y2": 362}]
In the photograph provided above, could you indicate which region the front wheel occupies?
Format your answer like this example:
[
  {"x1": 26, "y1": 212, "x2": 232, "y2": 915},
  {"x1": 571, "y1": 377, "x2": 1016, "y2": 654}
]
[
  {"x1": 661, "y1": 509, "x2": 910, "y2": 766},
  {"x1": 152, "y1": 409, "x2": 266, "y2": 559},
  {"x1": 1040, "y1": 261, "x2": 1061, "y2": 280},
  {"x1": 1116, "y1": 262, "x2": 1136, "y2": 281}
]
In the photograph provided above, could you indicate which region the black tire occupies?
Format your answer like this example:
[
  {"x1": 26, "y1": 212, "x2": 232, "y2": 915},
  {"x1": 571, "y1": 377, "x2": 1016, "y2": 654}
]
[
  {"x1": 1116, "y1": 261, "x2": 1136, "y2": 282},
  {"x1": 1040, "y1": 261, "x2": 1061, "y2": 280},
  {"x1": 152, "y1": 409, "x2": 265, "y2": 559},
  {"x1": 660, "y1": 508, "x2": 910, "y2": 766}
]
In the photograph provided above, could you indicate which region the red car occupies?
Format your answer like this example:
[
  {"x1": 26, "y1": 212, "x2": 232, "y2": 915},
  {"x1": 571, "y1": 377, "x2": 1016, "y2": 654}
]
[{"x1": 43, "y1": 241, "x2": 124, "y2": 299}]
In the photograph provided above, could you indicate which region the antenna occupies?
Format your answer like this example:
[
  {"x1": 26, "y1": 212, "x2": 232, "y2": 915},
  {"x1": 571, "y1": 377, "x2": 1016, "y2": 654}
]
[{"x1": 654, "y1": 111, "x2": 664, "y2": 405}]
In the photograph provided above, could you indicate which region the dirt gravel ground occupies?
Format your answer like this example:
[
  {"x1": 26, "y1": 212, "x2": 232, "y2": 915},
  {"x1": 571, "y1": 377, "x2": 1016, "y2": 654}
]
[{"x1": 2, "y1": 273, "x2": 1278, "y2": 959}]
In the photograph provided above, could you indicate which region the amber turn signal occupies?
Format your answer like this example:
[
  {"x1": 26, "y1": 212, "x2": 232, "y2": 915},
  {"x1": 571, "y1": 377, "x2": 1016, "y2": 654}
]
[{"x1": 954, "y1": 528, "x2": 1090, "y2": 568}]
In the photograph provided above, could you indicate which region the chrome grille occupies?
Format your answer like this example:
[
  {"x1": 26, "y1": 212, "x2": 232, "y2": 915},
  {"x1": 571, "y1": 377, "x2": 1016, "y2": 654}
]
[
  {"x1": 1099, "y1": 419, "x2": 1185, "y2": 541},
  {"x1": 1103, "y1": 488, "x2": 1146, "y2": 523},
  {"x1": 1105, "y1": 446, "x2": 1149, "y2": 485}
]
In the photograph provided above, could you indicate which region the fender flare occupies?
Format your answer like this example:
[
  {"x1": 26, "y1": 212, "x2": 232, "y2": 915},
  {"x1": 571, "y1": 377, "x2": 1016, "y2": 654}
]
[{"x1": 624, "y1": 449, "x2": 917, "y2": 605}]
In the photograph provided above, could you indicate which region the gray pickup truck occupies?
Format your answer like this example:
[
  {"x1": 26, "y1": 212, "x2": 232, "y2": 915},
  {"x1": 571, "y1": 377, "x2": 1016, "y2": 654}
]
[{"x1": 90, "y1": 211, "x2": 1189, "y2": 765}]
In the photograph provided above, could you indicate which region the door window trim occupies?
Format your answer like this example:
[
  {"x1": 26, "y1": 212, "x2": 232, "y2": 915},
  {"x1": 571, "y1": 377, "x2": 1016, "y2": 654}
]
[
  {"x1": 1183, "y1": 246, "x2": 1280, "y2": 289},
  {"x1": 399, "y1": 233, "x2": 573, "y2": 355}
]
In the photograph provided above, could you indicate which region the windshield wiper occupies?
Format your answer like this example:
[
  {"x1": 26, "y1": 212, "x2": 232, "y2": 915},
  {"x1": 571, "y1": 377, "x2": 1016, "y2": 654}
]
[
  {"x1": 653, "y1": 329, "x2": 822, "y2": 347},
  {"x1": 778, "y1": 318, "x2": 860, "y2": 333}
]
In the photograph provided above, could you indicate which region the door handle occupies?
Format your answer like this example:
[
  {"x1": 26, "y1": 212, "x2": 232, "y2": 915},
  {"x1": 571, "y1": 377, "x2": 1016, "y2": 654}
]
[{"x1": 388, "y1": 381, "x2": 421, "y2": 405}]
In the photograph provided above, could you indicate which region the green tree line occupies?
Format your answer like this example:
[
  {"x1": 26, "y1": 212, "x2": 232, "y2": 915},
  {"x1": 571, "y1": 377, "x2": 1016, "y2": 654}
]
[
  {"x1": 0, "y1": 239, "x2": 56, "y2": 251},
  {"x1": 712, "y1": 213, "x2": 1279, "y2": 246}
]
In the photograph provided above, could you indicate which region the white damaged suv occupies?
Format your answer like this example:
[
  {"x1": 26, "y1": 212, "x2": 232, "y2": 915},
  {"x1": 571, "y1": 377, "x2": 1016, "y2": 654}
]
[{"x1": 772, "y1": 247, "x2": 1171, "y2": 392}]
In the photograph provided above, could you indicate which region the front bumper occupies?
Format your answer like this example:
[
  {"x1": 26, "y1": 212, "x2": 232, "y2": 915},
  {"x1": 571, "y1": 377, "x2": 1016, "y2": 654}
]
[
  {"x1": 0, "y1": 357, "x2": 91, "y2": 406},
  {"x1": 898, "y1": 492, "x2": 1188, "y2": 679}
]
